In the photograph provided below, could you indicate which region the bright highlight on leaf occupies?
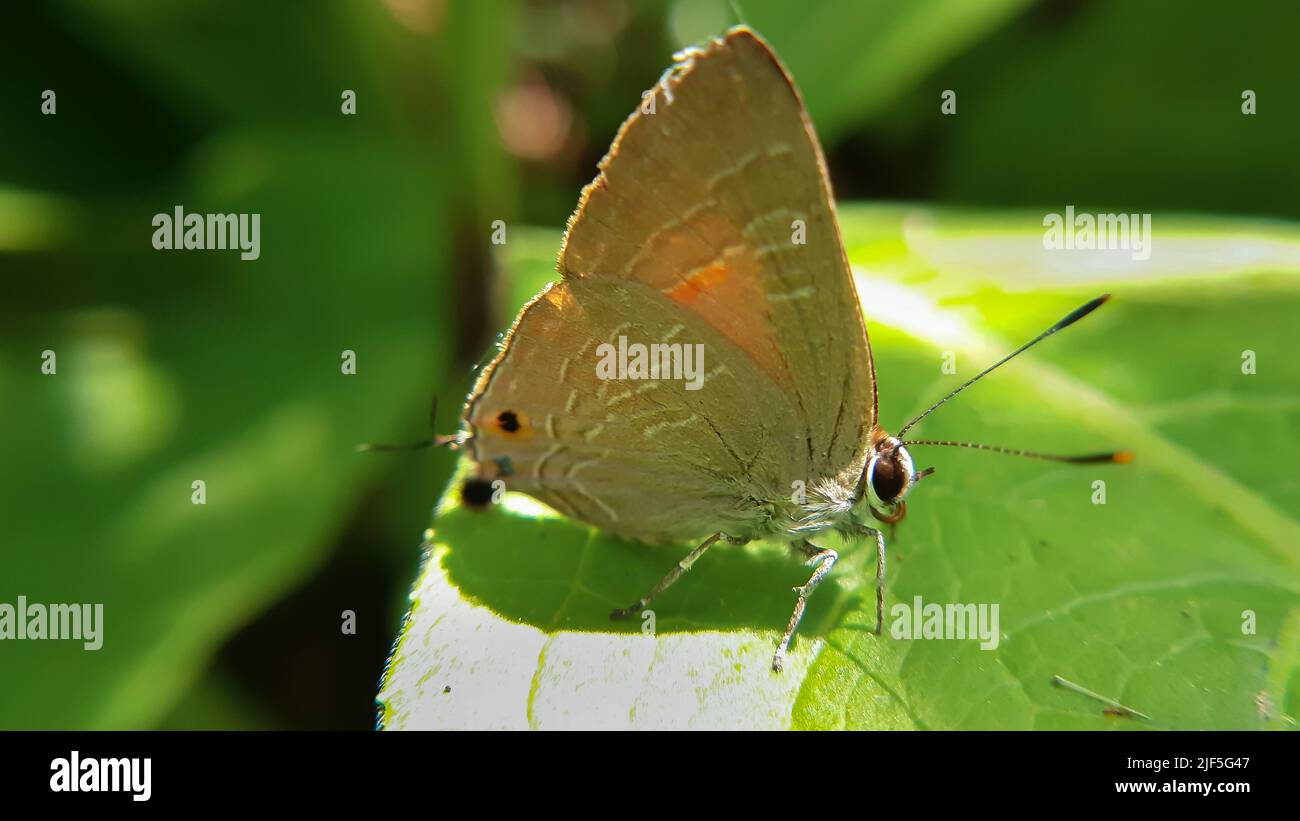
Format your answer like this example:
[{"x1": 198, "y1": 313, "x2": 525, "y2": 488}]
[{"x1": 380, "y1": 206, "x2": 1300, "y2": 731}]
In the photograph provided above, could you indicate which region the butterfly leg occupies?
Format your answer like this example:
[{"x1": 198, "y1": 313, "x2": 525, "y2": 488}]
[
  {"x1": 771, "y1": 540, "x2": 839, "y2": 673},
  {"x1": 871, "y1": 526, "x2": 886, "y2": 635},
  {"x1": 609, "y1": 531, "x2": 748, "y2": 620},
  {"x1": 844, "y1": 523, "x2": 888, "y2": 635}
]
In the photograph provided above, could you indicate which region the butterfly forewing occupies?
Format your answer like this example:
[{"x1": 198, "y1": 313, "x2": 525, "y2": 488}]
[{"x1": 559, "y1": 29, "x2": 876, "y2": 475}]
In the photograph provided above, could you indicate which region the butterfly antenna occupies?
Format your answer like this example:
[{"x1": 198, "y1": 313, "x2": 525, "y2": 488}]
[
  {"x1": 895, "y1": 294, "x2": 1111, "y2": 439},
  {"x1": 900, "y1": 439, "x2": 1133, "y2": 464},
  {"x1": 726, "y1": 0, "x2": 749, "y2": 26},
  {"x1": 355, "y1": 396, "x2": 461, "y2": 452}
]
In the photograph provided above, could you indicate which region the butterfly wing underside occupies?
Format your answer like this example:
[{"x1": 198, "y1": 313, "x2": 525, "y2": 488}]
[{"x1": 464, "y1": 27, "x2": 876, "y2": 543}]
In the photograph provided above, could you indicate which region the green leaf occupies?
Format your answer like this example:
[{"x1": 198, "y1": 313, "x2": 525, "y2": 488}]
[{"x1": 379, "y1": 206, "x2": 1300, "y2": 730}]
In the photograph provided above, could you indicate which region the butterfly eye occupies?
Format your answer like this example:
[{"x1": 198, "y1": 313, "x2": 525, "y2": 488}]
[
  {"x1": 869, "y1": 455, "x2": 906, "y2": 504},
  {"x1": 870, "y1": 446, "x2": 916, "y2": 505}
]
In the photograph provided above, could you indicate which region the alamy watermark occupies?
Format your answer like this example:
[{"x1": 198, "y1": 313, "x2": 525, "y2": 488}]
[
  {"x1": 151, "y1": 205, "x2": 260, "y2": 260},
  {"x1": 595, "y1": 335, "x2": 705, "y2": 390},
  {"x1": 50, "y1": 751, "x2": 150, "y2": 802},
  {"x1": 1043, "y1": 205, "x2": 1151, "y2": 261},
  {"x1": 890, "y1": 595, "x2": 1000, "y2": 650},
  {"x1": 0, "y1": 595, "x2": 103, "y2": 650}
]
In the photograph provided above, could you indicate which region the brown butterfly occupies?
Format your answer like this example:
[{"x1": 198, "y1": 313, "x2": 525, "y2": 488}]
[{"x1": 453, "y1": 27, "x2": 1126, "y2": 672}]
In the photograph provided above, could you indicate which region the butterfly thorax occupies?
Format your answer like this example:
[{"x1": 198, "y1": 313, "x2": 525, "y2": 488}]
[
  {"x1": 788, "y1": 473, "x2": 861, "y2": 537},
  {"x1": 782, "y1": 433, "x2": 916, "y2": 540}
]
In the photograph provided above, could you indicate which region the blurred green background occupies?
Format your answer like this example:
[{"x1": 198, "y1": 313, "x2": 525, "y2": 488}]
[{"x1": 2, "y1": 0, "x2": 1298, "y2": 729}]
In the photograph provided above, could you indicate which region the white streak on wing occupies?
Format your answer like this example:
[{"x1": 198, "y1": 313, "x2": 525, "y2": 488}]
[
  {"x1": 642, "y1": 413, "x2": 703, "y2": 439},
  {"x1": 743, "y1": 207, "x2": 803, "y2": 235},
  {"x1": 706, "y1": 148, "x2": 761, "y2": 190},
  {"x1": 767, "y1": 286, "x2": 815, "y2": 303},
  {"x1": 566, "y1": 459, "x2": 619, "y2": 522},
  {"x1": 662, "y1": 243, "x2": 752, "y2": 298},
  {"x1": 534, "y1": 444, "x2": 562, "y2": 479},
  {"x1": 702, "y1": 364, "x2": 732, "y2": 384},
  {"x1": 679, "y1": 198, "x2": 717, "y2": 223},
  {"x1": 606, "y1": 388, "x2": 634, "y2": 407},
  {"x1": 559, "y1": 337, "x2": 595, "y2": 384},
  {"x1": 755, "y1": 242, "x2": 795, "y2": 258}
]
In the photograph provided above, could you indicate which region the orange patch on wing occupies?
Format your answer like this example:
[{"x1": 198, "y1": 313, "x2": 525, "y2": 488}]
[{"x1": 666, "y1": 262, "x2": 729, "y2": 305}]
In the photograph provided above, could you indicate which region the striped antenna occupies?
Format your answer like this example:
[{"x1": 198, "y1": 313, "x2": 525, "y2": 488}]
[
  {"x1": 896, "y1": 294, "x2": 1111, "y2": 439},
  {"x1": 901, "y1": 439, "x2": 1133, "y2": 464}
]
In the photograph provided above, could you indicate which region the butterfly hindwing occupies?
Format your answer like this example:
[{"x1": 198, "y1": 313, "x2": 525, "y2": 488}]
[{"x1": 464, "y1": 277, "x2": 802, "y2": 542}]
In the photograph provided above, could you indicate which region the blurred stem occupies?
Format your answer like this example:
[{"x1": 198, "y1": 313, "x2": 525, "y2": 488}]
[{"x1": 434, "y1": 1, "x2": 519, "y2": 363}]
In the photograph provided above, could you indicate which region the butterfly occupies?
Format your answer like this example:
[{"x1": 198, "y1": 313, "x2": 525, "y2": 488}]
[{"x1": 454, "y1": 26, "x2": 1126, "y2": 672}]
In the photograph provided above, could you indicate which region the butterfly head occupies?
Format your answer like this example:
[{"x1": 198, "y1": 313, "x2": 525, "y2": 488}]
[
  {"x1": 854, "y1": 295, "x2": 1124, "y2": 524},
  {"x1": 855, "y1": 435, "x2": 938, "y2": 528},
  {"x1": 863, "y1": 436, "x2": 917, "y2": 509}
]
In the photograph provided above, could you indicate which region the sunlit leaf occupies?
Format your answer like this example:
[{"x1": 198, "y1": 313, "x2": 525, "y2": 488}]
[{"x1": 380, "y1": 206, "x2": 1300, "y2": 730}]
